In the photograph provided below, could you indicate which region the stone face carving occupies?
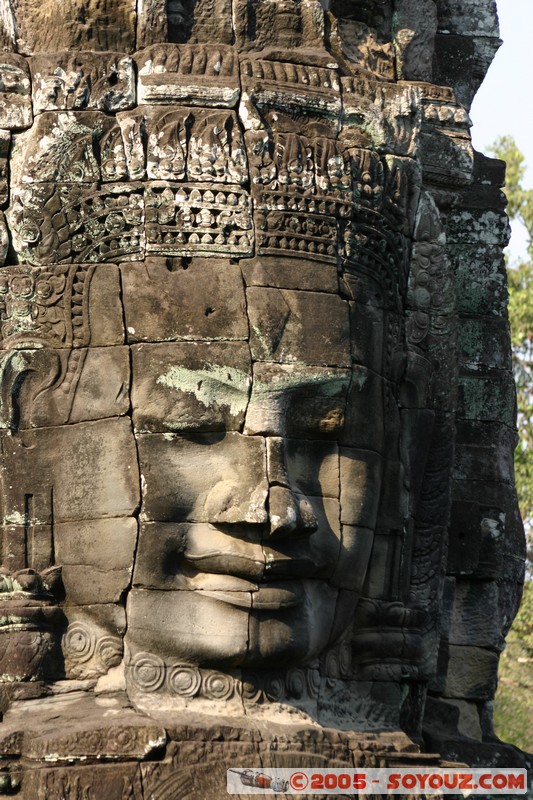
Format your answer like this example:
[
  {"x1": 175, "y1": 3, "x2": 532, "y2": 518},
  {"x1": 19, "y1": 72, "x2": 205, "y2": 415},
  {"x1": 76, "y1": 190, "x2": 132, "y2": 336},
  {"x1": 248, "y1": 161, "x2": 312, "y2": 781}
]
[{"x1": 0, "y1": 0, "x2": 528, "y2": 794}]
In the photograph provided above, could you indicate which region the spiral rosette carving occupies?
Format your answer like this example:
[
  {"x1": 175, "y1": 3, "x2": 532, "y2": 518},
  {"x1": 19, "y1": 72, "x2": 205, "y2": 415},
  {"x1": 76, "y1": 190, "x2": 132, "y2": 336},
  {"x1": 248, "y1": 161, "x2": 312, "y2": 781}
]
[
  {"x1": 129, "y1": 652, "x2": 166, "y2": 692},
  {"x1": 201, "y1": 670, "x2": 234, "y2": 701},
  {"x1": 167, "y1": 664, "x2": 201, "y2": 697},
  {"x1": 62, "y1": 622, "x2": 95, "y2": 664},
  {"x1": 241, "y1": 677, "x2": 264, "y2": 704},
  {"x1": 325, "y1": 650, "x2": 340, "y2": 680},
  {"x1": 106, "y1": 727, "x2": 138, "y2": 754},
  {"x1": 286, "y1": 668, "x2": 306, "y2": 700},
  {"x1": 264, "y1": 674, "x2": 285, "y2": 702},
  {"x1": 95, "y1": 635, "x2": 123, "y2": 670}
]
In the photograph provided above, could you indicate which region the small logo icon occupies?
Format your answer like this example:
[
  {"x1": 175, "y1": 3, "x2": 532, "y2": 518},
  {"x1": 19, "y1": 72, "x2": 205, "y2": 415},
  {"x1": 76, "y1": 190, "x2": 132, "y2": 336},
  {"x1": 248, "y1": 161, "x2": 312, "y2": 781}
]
[{"x1": 229, "y1": 769, "x2": 290, "y2": 792}]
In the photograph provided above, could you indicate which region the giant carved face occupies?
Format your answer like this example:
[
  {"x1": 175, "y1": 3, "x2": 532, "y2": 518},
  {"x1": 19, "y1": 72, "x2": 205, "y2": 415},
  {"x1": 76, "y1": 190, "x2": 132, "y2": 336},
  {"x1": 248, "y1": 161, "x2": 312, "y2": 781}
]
[{"x1": 0, "y1": 43, "x2": 453, "y2": 718}]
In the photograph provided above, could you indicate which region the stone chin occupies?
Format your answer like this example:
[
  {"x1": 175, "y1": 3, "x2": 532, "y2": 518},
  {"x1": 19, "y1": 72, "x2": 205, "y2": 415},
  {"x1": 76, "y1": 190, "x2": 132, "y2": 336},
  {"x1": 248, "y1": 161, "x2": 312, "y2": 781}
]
[{"x1": 124, "y1": 578, "x2": 357, "y2": 672}]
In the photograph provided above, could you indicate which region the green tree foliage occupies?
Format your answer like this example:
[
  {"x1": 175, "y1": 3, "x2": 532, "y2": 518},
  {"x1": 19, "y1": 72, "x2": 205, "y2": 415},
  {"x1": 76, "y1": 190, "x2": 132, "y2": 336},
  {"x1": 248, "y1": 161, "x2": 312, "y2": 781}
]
[
  {"x1": 489, "y1": 138, "x2": 533, "y2": 752},
  {"x1": 490, "y1": 137, "x2": 533, "y2": 544}
]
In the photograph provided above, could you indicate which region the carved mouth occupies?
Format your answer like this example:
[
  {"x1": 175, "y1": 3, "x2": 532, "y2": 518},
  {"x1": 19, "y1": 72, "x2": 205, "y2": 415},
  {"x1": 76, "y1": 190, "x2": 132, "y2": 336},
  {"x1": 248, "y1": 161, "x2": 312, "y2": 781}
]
[
  {"x1": 183, "y1": 550, "x2": 322, "y2": 582},
  {"x1": 200, "y1": 582, "x2": 304, "y2": 610}
]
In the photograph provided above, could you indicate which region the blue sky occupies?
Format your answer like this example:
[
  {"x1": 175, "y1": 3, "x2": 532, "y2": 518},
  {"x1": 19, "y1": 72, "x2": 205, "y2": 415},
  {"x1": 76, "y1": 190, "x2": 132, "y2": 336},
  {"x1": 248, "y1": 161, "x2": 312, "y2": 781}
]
[{"x1": 470, "y1": 0, "x2": 533, "y2": 262}]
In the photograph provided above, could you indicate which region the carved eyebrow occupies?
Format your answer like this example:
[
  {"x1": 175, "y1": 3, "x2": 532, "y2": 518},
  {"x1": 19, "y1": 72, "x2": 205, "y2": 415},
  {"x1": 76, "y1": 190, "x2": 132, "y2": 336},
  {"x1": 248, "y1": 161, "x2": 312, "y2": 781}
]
[
  {"x1": 252, "y1": 369, "x2": 351, "y2": 395},
  {"x1": 156, "y1": 364, "x2": 251, "y2": 414}
]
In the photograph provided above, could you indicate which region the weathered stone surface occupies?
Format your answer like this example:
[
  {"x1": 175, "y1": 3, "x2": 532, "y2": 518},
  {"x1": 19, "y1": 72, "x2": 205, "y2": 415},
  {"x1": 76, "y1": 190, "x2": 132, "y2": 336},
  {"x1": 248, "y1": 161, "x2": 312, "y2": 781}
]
[
  {"x1": 137, "y1": 432, "x2": 268, "y2": 523},
  {"x1": 9, "y1": 0, "x2": 137, "y2": 54},
  {"x1": 241, "y1": 256, "x2": 339, "y2": 294},
  {"x1": 56, "y1": 518, "x2": 138, "y2": 605},
  {"x1": 433, "y1": 33, "x2": 501, "y2": 110},
  {"x1": 30, "y1": 51, "x2": 136, "y2": 113},
  {"x1": 393, "y1": 0, "x2": 437, "y2": 82},
  {"x1": 0, "y1": 264, "x2": 124, "y2": 350},
  {"x1": 121, "y1": 258, "x2": 248, "y2": 343},
  {"x1": 234, "y1": 0, "x2": 325, "y2": 52},
  {"x1": 131, "y1": 341, "x2": 251, "y2": 433},
  {"x1": 135, "y1": 44, "x2": 240, "y2": 108},
  {"x1": 447, "y1": 579, "x2": 507, "y2": 651},
  {"x1": 11, "y1": 346, "x2": 130, "y2": 429},
  {"x1": 453, "y1": 420, "x2": 516, "y2": 485},
  {"x1": 0, "y1": 130, "x2": 10, "y2": 208},
  {"x1": 247, "y1": 288, "x2": 351, "y2": 367},
  {"x1": 0, "y1": 54, "x2": 32, "y2": 130},
  {"x1": 457, "y1": 372, "x2": 516, "y2": 426},
  {"x1": 244, "y1": 363, "x2": 350, "y2": 439},
  {"x1": 339, "y1": 449, "x2": 382, "y2": 529},
  {"x1": 450, "y1": 244, "x2": 508, "y2": 316},
  {"x1": 341, "y1": 367, "x2": 385, "y2": 452},
  {"x1": 458, "y1": 317, "x2": 512, "y2": 372},
  {"x1": 1, "y1": 419, "x2": 140, "y2": 523},
  {"x1": 441, "y1": 645, "x2": 499, "y2": 700}
]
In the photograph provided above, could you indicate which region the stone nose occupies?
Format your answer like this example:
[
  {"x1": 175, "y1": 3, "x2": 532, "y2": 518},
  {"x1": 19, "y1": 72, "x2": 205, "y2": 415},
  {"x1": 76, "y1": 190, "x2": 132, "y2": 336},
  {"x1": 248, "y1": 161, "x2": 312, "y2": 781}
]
[
  {"x1": 266, "y1": 436, "x2": 317, "y2": 537},
  {"x1": 267, "y1": 484, "x2": 318, "y2": 537}
]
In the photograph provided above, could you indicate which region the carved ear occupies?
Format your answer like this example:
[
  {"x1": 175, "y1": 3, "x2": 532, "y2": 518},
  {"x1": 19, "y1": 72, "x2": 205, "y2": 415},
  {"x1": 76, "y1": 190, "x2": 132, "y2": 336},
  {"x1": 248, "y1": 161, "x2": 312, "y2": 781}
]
[
  {"x1": 0, "y1": 349, "x2": 62, "y2": 432},
  {"x1": 0, "y1": 350, "x2": 35, "y2": 431}
]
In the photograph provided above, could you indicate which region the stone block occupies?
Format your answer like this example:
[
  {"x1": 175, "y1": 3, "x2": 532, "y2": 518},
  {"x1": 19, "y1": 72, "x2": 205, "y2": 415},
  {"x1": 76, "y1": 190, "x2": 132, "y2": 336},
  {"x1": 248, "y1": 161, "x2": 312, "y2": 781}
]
[
  {"x1": 433, "y1": 33, "x2": 501, "y2": 109},
  {"x1": 0, "y1": 264, "x2": 123, "y2": 349},
  {"x1": 22, "y1": 762, "x2": 143, "y2": 800},
  {"x1": 244, "y1": 363, "x2": 350, "y2": 439},
  {"x1": 453, "y1": 420, "x2": 516, "y2": 485},
  {"x1": 437, "y1": 0, "x2": 499, "y2": 37},
  {"x1": 342, "y1": 77, "x2": 421, "y2": 157},
  {"x1": 12, "y1": 346, "x2": 130, "y2": 429},
  {"x1": 448, "y1": 482, "x2": 524, "y2": 579},
  {"x1": 457, "y1": 372, "x2": 516, "y2": 426},
  {"x1": 121, "y1": 258, "x2": 248, "y2": 343},
  {"x1": 126, "y1": 588, "x2": 250, "y2": 667},
  {"x1": 449, "y1": 244, "x2": 508, "y2": 316},
  {"x1": 55, "y1": 518, "x2": 137, "y2": 605},
  {"x1": 445, "y1": 208, "x2": 510, "y2": 247},
  {"x1": 0, "y1": 54, "x2": 32, "y2": 130},
  {"x1": 11, "y1": 0, "x2": 137, "y2": 54},
  {"x1": 131, "y1": 341, "x2": 251, "y2": 433},
  {"x1": 458, "y1": 316, "x2": 512, "y2": 372},
  {"x1": 362, "y1": 532, "x2": 403, "y2": 599},
  {"x1": 56, "y1": 517, "x2": 137, "y2": 569},
  {"x1": 9, "y1": 182, "x2": 145, "y2": 265},
  {"x1": 10, "y1": 111, "x2": 121, "y2": 186},
  {"x1": 247, "y1": 287, "x2": 351, "y2": 367},
  {"x1": 339, "y1": 448, "x2": 382, "y2": 529},
  {"x1": 442, "y1": 644, "x2": 499, "y2": 700},
  {"x1": 30, "y1": 51, "x2": 135, "y2": 113},
  {"x1": 1, "y1": 418, "x2": 140, "y2": 525},
  {"x1": 418, "y1": 130, "x2": 474, "y2": 186},
  {"x1": 393, "y1": 0, "x2": 437, "y2": 82},
  {"x1": 137, "y1": 431, "x2": 268, "y2": 524},
  {"x1": 241, "y1": 256, "x2": 339, "y2": 294},
  {"x1": 135, "y1": 44, "x2": 240, "y2": 107},
  {"x1": 234, "y1": 0, "x2": 324, "y2": 52},
  {"x1": 448, "y1": 579, "x2": 505, "y2": 651}
]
